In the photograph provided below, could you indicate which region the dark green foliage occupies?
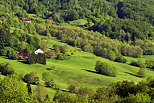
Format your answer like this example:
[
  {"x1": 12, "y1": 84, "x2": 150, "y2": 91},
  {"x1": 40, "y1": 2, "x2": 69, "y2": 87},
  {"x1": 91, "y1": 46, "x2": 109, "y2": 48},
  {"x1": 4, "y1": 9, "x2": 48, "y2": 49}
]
[
  {"x1": 0, "y1": 75, "x2": 31, "y2": 103},
  {"x1": 23, "y1": 72, "x2": 39, "y2": 85},
  {"x1": 130, "y1": 60, "x2": 146, "y2": 68},
  {"x1": 42, "y1": 72, "x2": 54, "y2": 88},
  {"x1": 146, "y1": 60, "x2": 154, "y2": 69},
  {"x1": 94, "y1": 86, "x2": 119, "y2": 103},
  {"x1": 57, "y1": 53, "x2": 69, "y2": 60},
  {"x1": 0, "y1": 27, "x2": 13, "y2": 48},
  {"x1": 54, "y1": 79, "x2": 154, "y2": 102},
  {"x1": 36, "y1": 53, "x2": 46, "y2": 65},
  {"x1": 27, "y1": 53, "x2": 36, "y2": 64},
  {"x1": 83, "y1": 44, "x2": 94, "y2": 53},
  {"x1": 27, "y1": 82, "x2": 32, "y2": 95},
  {"x1": 137, "y1": 68, "x2": 145, "y2": 78},
  {"x1": 95, "y1": 61, "x2": 117, "y2": 77},
  {"x1": 107, "y1": 49, "x2": 116, "y2": 61},
  {"x1": 115, "y1": 55, "x2": 127, "y2": 63},
  {"x1": 27, "y1": 53, "x2": 46, "y2": 65},
  {"x1": 117, "y1": 0, "x2": 154, "y2": 25},
  {"x1": 123, "y1": 93, "x2": 151, "y2": 103},
  {"x1": 113, "y1": 81, "x2": 136, "y2": 97},
  {"x1": 33, "y1": 85, "x2": 51, "y2": 103},
  {"x1": 54, "y1": 92, "x2": 77, "y2": 103},
  {"x1": 49, "y1": 25, "x2": 144, "y2": 58},
  {"x1": 90, "y1": 19, "x2": 153, "y2": 41},
  {"x1": 0, "y1": 47, "x2": 11, "y2": 56},
  {"x1": 7, "y1": 48, "x2": 18, "y2": 60},
  {"x1": 0, "y1": 62, "x2": 15, "y2": 76}
]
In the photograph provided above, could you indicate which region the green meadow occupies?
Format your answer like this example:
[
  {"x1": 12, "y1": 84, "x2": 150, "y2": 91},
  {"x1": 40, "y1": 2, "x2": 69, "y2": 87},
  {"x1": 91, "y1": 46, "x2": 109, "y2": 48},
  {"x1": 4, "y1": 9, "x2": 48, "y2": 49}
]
[
  {"x1": 1, "y1": 52, "x2": 154, "y2": 89},
  {"x1": 0, "y1": 36, "x2": 154, "y2": 99}
]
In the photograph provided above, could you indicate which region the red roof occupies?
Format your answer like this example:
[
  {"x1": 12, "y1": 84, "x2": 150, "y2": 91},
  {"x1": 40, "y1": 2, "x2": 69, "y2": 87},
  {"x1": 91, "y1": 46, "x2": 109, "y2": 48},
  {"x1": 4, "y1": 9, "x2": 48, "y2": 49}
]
[
  {"x1": 48, "y1": 19, "x2": 54, "y2": 22},
  {"x1": 17, "y1": 49, "x2": 28, "y2": 59},
  {"x1": 20, "y1": 18, "x2": 32, "y2": 21}
]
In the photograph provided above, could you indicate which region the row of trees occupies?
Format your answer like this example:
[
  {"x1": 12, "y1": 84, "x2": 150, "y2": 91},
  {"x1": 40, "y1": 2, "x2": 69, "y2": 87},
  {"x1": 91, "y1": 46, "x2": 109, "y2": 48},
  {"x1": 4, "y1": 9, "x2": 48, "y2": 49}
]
[
  {"x1": 0, "y1": 62, "x2": 152, "y2": 103},
  {"x1": 0, "y1": 74, "x2": 52, "y2": 103},
  {"x1": 46, "y1": 44, "x2": 71, "y2": 60},
  {"x1": 27, "y1": 53, "x2": 46, "y2": 65},
  {"x1": 90, "y1": 19, "x2": 154, "y2": 41},
  {"x1": 49, "y1": 25, "x2": 144, "y2": 59},
  {"x1": 54, "y1": 79, "x2": 154, "y2": 103},
  {"x1": 2, "y1": 0, "x2": 154, "y2": 25},
  {"x1": 130, "y1": 60, "x2": 154, "y2": 69},
  {"x1": 95, "y1": 60, "x2": 146, "y2": 77}
]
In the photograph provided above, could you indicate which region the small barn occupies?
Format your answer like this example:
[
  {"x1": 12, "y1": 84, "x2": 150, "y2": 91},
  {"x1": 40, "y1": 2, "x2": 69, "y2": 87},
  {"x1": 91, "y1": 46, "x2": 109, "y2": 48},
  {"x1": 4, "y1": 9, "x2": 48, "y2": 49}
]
[
  {"x1": 20, "y1": 18, "x2": 32, "y2": 23},
  {"x1": 17, "y1": 49, "x2": 28, "y2": 59}
]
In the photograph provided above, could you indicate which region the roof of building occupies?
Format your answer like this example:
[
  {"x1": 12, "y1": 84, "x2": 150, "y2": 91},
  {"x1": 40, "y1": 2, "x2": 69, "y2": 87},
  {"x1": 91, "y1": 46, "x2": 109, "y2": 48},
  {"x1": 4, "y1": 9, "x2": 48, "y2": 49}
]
[{"x1": 34, "y1": 49, "x2": 44, "y2": 55}]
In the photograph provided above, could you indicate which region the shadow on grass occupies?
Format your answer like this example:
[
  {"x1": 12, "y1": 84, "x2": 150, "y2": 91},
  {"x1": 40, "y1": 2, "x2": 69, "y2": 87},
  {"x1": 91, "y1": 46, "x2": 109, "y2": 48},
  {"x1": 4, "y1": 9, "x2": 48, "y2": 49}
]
[
  {"x1": 124, "y1": 72, "x2": 141, "y2": 78},
  {"x1": 82, "y1": 69, "x2": 99, "y2": 75},
  {"x1": 18, "y1": 60, "x2": 29, "y2": 64}
]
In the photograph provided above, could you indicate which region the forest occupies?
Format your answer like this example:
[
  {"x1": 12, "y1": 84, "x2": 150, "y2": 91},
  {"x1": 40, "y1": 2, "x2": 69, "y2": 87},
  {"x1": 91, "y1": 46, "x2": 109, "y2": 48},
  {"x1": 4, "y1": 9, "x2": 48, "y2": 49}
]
[{"x1": 0, "y1": 0, "x2": 154, "y2": 102}]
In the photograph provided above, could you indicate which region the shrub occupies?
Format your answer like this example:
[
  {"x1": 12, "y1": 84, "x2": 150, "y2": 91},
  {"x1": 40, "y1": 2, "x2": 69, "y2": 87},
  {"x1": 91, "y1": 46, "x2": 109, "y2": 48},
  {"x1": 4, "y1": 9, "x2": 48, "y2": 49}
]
[
  {"x1": 7, "y1": 48, "x2": 18, "y2": 60},
  {"x1": 137, "y1": 68, "x2": 145, "y2": 77},
  {"x1": 36, "y1": 53, "x2": 46, "y2": 65},
  {"x1": 130, "y1": 60, "x2": 146, "y2": 68},
  {"x1": 0, "y1": 75, "x2": 30, "y2": 102},
  {"x1": 33, "y1": 85, "x2": 50, "y2": 103},
  {"x1": 115, "y1": 55, "x2": 127, "y2": 63},
  {"x1": 0, "y1": 47, "x2": 11, "y2": 56},
  {"x1": 46, "y1": 50, "x2": 55, "y2": 58},
  {"x1": 107, "y1": 50, "x2": 116, "y2": 61},
  {"x1": 42, "y1": 72, "x2": 54, "y2": 88},
  {"x1": 53, "y1": 92, "x2": 77, "y2": 103},
  {"x1": 113, "y1": 81, "x2": 136, "y2": 97},
  {"x1": 27, "y1": 53, "x2": 46, "y2": 65},
  {"x1": 57, "y1": 53, "x2": 69, "y2": 60},
  {"x1": 145, "y1": 60, "x2": 154, "y2": 69},
  {"x1": 0, "y1": 62, "x2": 15, "y2": 76},
  {"x1": 124, "y1": 93, "x2": 151, "y2": 103},
  {"x1": 23, "y1": 72, "x2": 39, "y2": 85},
  {"x1": 27, "y1": 53, "x2": 36, "y2": 64},
  {"x1": 95, "y1": 61, "x2": 117, "y2": 77}
]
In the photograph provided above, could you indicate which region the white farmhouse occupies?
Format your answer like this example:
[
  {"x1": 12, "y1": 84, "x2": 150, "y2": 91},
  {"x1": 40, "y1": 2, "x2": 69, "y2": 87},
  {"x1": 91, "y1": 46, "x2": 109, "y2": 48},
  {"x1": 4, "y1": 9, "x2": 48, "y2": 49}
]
[{"x1": 35, "y1": 49, "x2": 44, "y2": 55}]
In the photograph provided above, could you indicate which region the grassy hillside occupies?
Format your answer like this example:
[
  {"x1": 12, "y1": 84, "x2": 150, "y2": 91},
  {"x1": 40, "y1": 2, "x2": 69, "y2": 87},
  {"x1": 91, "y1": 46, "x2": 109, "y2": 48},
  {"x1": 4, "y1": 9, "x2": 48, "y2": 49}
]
[
  {"x1": 1, "y1": 48, "x2": 154, "y2": 89},
  {"x1": 126, "y1": 55, "x2": 154, "y2": 63}
]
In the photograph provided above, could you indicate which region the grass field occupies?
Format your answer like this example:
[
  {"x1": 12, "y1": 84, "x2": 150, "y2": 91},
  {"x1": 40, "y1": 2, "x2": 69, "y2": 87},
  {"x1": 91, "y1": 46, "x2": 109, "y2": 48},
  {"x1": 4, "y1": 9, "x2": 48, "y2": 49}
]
[
  {"x1": 125, "y1": 55, "x2": 154, "y2": 63},
  {"x1": 1, "y1": 52, "x2": 154, "y2": 99},
  {"x1": 0, "y1": 36, "x2": 154, "y2": 99},
  {"x1": 1, "y1": 53, "x2": 154, "y2": 88}
]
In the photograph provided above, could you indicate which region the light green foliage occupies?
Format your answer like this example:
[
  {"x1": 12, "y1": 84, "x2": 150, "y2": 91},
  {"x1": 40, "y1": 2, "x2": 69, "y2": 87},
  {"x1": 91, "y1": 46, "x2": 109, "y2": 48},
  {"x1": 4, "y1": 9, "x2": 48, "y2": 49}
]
[
  {"x1": 54, "y1": 92, "x2": 77, "y2": 103},
  {"x1": 42, "y1": 72, "x2": 54, "y2": 88},
  {"x1": 24, "y1": 72, "x2": 39, "y2": 85},
  {"x1": 115, "y1": 55, "x2": 127, "y2": 63},
  {"x1": 95, "y1": 61, "x2": 117, "y2": 77},
  {"x1": 146, "y1": 60, "x2": 154, "y2": 69},
  {"x1": 70, "y1": 19, "x2": 88, "y2": 26},
  {"x1": 130, "y1": 60, "x2": 146, "y2": 68},
  {"x1": 124, "y1": 93, "x2": 151, "y2": 103},
  {"x1": 0, "y1": 75, "x2": 31, "y2": 103},
  {"x1": 7, "y1": 48, "x2": 18, "y2": 60},
  {"x1": 137, "y1": 68, "x2": 145, "y2": 77},
  {"x1": 108, "y1": 49, "x2": 116, "y2": 61},
  {"x1": 33, "y1": 85, "x2": 51, "y2": 103},
  {"x1": 0, "y1": 62, "x2": 15, "y2": 76}
]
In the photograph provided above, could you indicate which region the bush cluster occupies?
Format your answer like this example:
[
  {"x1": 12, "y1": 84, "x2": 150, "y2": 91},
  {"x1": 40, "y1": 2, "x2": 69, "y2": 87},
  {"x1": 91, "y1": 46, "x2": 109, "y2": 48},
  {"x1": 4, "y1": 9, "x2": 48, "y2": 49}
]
[
  {"x1": 0, "y1": 62, "x2": 15, "y2": 76},
  {"x1": 95, "y1": 60, "x2": 117, "y2": 77},
  {"x1": 23, "y1": 72, "x2": 39, "y2": 85},
  {"x1": 27, "y1": 53, "x2": 46, "y2": 65}
]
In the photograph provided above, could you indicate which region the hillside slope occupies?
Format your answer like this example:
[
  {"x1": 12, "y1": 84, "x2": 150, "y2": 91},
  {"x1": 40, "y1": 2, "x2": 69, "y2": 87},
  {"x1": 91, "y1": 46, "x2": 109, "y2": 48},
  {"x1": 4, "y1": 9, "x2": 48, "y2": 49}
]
[{"x1": 0, "y1": 37, "x2": 154, "y2": 89}]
